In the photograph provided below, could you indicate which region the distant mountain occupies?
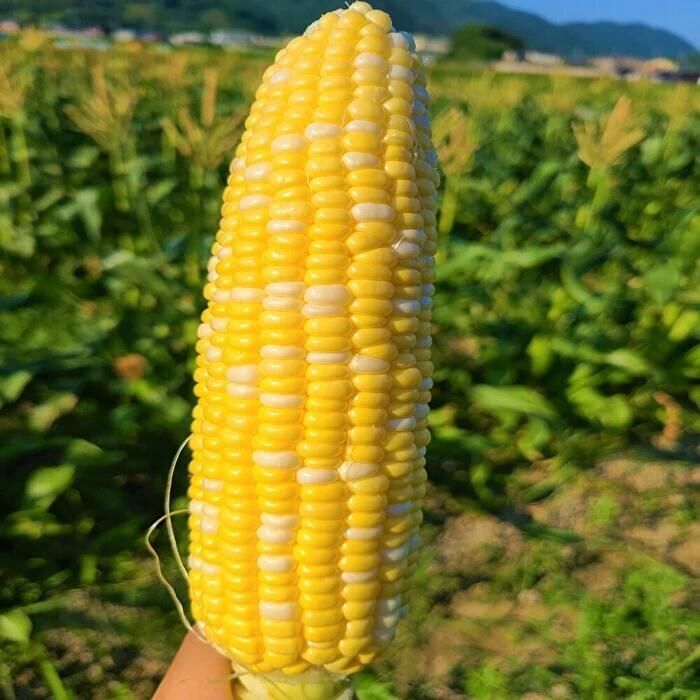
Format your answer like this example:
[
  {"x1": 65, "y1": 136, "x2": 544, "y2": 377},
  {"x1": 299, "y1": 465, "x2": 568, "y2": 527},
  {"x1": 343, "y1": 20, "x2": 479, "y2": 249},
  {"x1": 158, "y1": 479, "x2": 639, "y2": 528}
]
[
  {"x1": 0, "y1": 0, "x2": 696, "y2": 59},
  {"x1": 438, "y1": 2, "x2": 696, "y2": 59},
  {"x1": 437, "y1": 0, "x2": 590, "y2": 56},
  {"x1": 564, "y1": 21, "x2": 697, "y2": 59}
]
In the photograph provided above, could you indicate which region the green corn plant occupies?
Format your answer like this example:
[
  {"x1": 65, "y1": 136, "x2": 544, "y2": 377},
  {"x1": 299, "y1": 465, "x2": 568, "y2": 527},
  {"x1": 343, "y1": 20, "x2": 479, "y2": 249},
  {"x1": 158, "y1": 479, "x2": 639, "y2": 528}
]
[
  {"x1": 0, "y1": 55, "x2": 32, "y2": 186},
  {"x1": 65, "y1": 65, "x2": 142, "y2": 215},
  {"x1": 573, "y1": 95, "x2": 646, "y2": 225},
  {"x1": 432, "y1": 106, "x2": 478, "y2": 257},
  {"x1": 161, "y1": 68, "x2": 244, "y2": 189},
  {"x1": 143, "y1": 53, "x2": 194, "y2": 170},
  {"x1": 161, "y1": 67, "x2": 245, "y2": 284}
]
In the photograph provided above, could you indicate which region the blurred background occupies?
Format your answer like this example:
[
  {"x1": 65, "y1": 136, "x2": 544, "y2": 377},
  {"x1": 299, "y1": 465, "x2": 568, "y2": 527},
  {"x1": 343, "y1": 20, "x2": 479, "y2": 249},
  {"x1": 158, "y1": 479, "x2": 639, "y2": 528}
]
[{"x1": 0, "y1": 1, "x2": 698, "y2": 698}]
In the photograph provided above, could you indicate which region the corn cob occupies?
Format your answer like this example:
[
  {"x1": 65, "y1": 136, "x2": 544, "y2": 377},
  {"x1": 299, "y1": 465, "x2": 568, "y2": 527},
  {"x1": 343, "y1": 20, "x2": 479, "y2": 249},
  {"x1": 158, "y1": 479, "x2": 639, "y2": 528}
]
[{"x1": 188, "y1": 3, "x2": 438, "y2": 696}]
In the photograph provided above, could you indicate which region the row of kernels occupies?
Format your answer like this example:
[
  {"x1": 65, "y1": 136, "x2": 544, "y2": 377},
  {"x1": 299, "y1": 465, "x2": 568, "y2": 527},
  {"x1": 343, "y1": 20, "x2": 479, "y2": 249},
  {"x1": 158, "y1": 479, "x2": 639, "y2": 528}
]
[
  {"x1": 252, "y1": 40, "x2": 319, "y2": 672},
  {"x1": 402, "y1": 83, "x2": 438, "y2": 617},
  {"x1": 191, "y1": 142, "x2": 251, "y2": 648},
  {"x1": 207, "y1": 37, "x2": 302, "y2": 669},
  {"x1": 297, "y1": 24, "x2": 357, "y2": 667},
  {"x1": 332, "y1": 20, "x2": 395, "y2": 665},
  {"x1": 368, "y1": 46, "x2": 424, "y2": 647}
]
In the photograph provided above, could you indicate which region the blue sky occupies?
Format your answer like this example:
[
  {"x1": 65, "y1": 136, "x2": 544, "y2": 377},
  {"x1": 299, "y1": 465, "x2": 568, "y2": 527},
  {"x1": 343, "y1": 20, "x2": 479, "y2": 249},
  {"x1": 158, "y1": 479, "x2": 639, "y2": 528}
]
[{"x1": 503, "y1": 0, "x2": 700, "y2": 49}]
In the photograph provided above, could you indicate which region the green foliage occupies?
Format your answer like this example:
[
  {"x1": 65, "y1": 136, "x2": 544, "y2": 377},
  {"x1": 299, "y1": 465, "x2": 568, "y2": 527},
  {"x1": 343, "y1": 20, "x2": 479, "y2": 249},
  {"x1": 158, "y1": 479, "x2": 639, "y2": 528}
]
[
  {"x1": 446, "y1": 24, "x2": 524, "y2": 62},
  {"x1": 0, "y1": 41, "x2": 698, "y2": 698}
]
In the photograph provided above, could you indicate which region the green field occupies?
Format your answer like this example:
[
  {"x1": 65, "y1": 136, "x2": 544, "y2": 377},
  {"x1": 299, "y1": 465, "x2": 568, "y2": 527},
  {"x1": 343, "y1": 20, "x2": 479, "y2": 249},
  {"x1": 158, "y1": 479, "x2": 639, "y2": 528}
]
[{"x1": 1, "y1": 37, "x2": 699, "y2": 698}]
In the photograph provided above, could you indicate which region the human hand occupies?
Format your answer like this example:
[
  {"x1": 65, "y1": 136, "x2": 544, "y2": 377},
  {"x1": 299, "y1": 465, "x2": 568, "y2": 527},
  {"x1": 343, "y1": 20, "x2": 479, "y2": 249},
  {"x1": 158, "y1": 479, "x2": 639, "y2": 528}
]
[{"x1": 154, "y1": 631, "x2": 234, "y2": 699}]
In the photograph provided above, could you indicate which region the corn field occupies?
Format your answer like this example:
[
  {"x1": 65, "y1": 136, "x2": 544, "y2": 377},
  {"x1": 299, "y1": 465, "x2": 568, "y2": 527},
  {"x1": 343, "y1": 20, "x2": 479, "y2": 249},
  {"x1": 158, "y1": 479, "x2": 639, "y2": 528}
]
[{"x1": 1, "y1": 40, "x2": 699, "y2": 699}]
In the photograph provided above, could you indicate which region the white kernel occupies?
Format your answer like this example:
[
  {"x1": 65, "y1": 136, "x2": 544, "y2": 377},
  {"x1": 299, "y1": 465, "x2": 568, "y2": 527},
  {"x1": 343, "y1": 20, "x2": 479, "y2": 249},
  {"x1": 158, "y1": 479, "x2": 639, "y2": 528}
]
[
  {"x1": 210, "y1": 318, "x2": 227, "y2": 332},
  {"x1": 393, "y1": 299, "x2": 421, "y2": 316},
  {"x1": 301, "y1": 304, "x2": 345, "y2": 318},
  {"x1": 412, "y1": 100, "x2": 427, "y2": 117},
  {"x1": 245, "y1": 161, "x2": 274, "y2": 182},
  {"x1": 189, "y1": 499, "x2": 204, "y2": 516},
  {"x1": 303, "y1": 20, "x2": 319, "y2": 37},
  {"x1": 338, "y1": 461, "x2": 378, "y2": 481},
  {"x1": 268, "y1": 69, "x2": 292, "y2": 86},
  {"x1": 374, "y1": 629, "x2": 396, "y2": 646},
  {"x1": 271, "y1": 134, "x2": 308, "y2": 154},
  {"x1": 414, "y1": 116, "x2": 431, "y2": 133},
  {"x1": 387, "y1": 416, "x2": 416, "y2": 431},
  {"x1": 345, "y1": 120, "x2": 383, "y2": 135},
  {"x1": 238, "y1": 194, "x2": 273, "y2": 211},
  {"x1": 260, "y1": 393, "x2": 305, "y2": 408},
  {"x1": 425, "y1": 150, "x2": 439, "y2": 167},
  {"x1": 257, "y1": 525, "x2": 295, "y2": 544},
  {"x1": 380, "y1": 543, "x2": 409, "y2": 564},
  {"x1": 416, "y1": 446, "x2": 427, "y2": 457},
  {"x1": 197, "y1": 323, "x2": 212, "y2": 339},
  {"x1": 376, "y1": 596, "x2": 402, "y2": 614},
  {"x1": 202, "y1": 478, "x2": 223, "y2": 493},
  {"x1": 212, "y1": 289, "x2": 231, "y2": 303},
  {"x1": 217, "y1": 246, "x2": 233, "y2": 260},
  {"x1": 202, "y1": 503, "x2": 220, "y2": 517},
  {"x1": 353, "y1": 52, "x2": 387, "y2": 70},
  {"x1": 387, "y1": 501, "x2": 412, "y2": 517},
  {"x1": 304, "y1": 284, "x2": 352, "y2": 305},
  {"x1": 201, "y1": 561, "x2": 221, "y2": 576},
  {"x1": 226, "y1": 383, "x2": 260, "y2": 398},
  {"x1": 350, "y1": 354, "x2": 389, "y2": 374},
  {"x1": 230, "y1": 156, "x2": 246, "y2": 173},
  {"x1": 414, "y1": 86, "x2": 430, "y2": 105},
  {"x1": 348, "y1": 1, "x2": 372, "y2": 13},
  {"x1": 264, "y1": 296, "x2": 303, "y2": 311},
  {"x1": 259, "y1": 601, "x2": 298, "y2": 620},
  {"x1": 260, "y1": 513, "x2": 299, "y2": 529},
  {"x1": 419, "y1": 377, "x2": 433, "y2": 391},
  {"x1": 261, "y1": 345, "x2": 306, "y2": 360},
  {"x1": 226, "y1": 364, "x2": 259, "y2": 385},
  {"x1": 388, "y1": 65, "x2": 414, "y2": 83},
  {"x1": 258, "y1": 555, "x2": 295, "y2": 573},
  {"x1": 207, "y1": 271, "x2": 218, "y2": 284},
  {"x1": 230, "y1": 287, "x2": 265, "y2": 302},
  {"x1": 305, "y1": 351, "x2": 352, "y2": 364},
  {"x1": 341, "y1": 569, "x2": 377, "y2": 584},
  {"x1": 208, "y1": 257, "x2": 218, "y2": 273},
  {"x1": 346, "y1": 526, "x2": 383, "y2": 540},
  {"x1": 414, "y1": 403, "x2": 430, "y2": 420},
  {"x1": 305, "y1": 122, "x2": 343, "y2": 141},
  {"x1": 393, "y1": 240, "x2": 421, "y2": 258},
  {"x1": 342, "y1": 152, "x2": 381, "y2": 170},
  {"x1": 398, "y1": 228, "x2": 426, "y2": 245},
  {"x1": 200, "y1": 516, "x2": 219, "y2": 534},
  {"x1": 265, "y1": 282, "x2": 305, "y2": 298},
  {"x1": 267, "y1": 220, "x2": 307, "y2": 234},
  {"x1": 205, "y1": 346, "x2": 223, "y2": 362},
  {"x1": 188, "y1": 555, "x2": 203, "y2": 570},
  {"x1": 389, "y1": 32, "x2": 409, "y2": 49},
  {"x1": 400, "y1": 31, "x2": 416, "y2": 51},
  {"x1": 297, "y1": 468, "x2": 337, "y2": 485},
  {"x1": 252, "y1": 450, "x2": 301, "y2": 469},
  {"x1": 351, "y1": 203, "x2": 395, "y2": 222},
  {"x1": 375, "y1": 612, "x2": 400, "y2": 629}
]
